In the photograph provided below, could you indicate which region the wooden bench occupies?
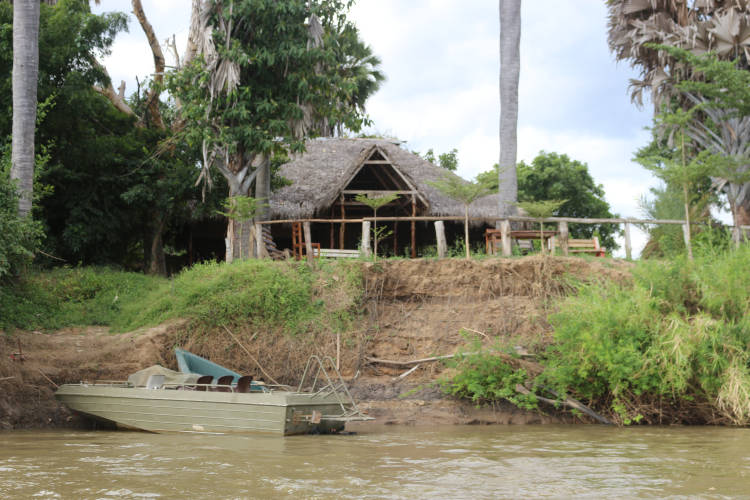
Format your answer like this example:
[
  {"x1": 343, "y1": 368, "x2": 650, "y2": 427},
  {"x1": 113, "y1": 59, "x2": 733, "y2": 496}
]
[
  {"x1": 318, "y1": 248, "x2": 360, "y2": 259},
  {"x1": 549, "y1": 237, "x2": 606, "y2": 257}
]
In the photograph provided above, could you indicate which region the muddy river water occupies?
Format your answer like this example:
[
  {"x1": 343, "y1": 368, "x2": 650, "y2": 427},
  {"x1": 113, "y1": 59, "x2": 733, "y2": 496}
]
[{"x1": 1, "y1": 425, "x2": 749, "y2": 498}]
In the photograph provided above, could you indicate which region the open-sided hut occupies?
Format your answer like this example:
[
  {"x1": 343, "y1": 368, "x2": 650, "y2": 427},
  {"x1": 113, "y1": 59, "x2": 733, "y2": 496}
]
[{"x1": 268, "y1": 138, "x2": 499, "y2": 257}]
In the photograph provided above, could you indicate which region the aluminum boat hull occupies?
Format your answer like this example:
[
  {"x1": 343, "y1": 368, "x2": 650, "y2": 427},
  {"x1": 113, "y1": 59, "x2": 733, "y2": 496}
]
[{"x1": 55, "y1": 384, "x2": 347, "y2": 435}]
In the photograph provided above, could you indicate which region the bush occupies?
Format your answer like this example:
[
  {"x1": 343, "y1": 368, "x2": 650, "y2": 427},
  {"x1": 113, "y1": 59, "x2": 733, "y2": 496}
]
[
  {"x1": 0, "y1": 173, "x2": 42, "y2": 280},
  {"x1": 441, "y1": 346, "x2": 538, "y2": 410},
  {"x1": 540, "y1": 247, "x2": 750, "y2": 424}
]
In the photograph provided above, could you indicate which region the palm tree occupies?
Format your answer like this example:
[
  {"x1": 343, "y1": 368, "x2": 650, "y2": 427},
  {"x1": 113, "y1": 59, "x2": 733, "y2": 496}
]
[
  {"x1": 498, "y1": 0, "x2": 521, "y2": 217},
  {"x1": 607, "y1": 1, "x2": 750, "y2": 230},
  {"x1": 10, "y1": 0, "x2": 40, "y2": 218}
]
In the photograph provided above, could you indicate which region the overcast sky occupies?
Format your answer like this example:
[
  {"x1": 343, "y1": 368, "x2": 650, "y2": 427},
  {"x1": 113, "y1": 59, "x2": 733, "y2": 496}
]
[{"x1": 93, "y1": 0, "x2": 664, "y2": 256}]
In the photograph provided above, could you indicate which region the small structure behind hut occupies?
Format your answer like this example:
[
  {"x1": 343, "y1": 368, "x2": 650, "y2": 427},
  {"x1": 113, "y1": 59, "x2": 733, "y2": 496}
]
[{"x1": 269, "y1": 138, "x2": 499, "y2": 257}]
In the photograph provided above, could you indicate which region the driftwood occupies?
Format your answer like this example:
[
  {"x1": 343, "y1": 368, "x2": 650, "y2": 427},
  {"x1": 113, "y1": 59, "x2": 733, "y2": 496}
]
[
  {"x1": 515, "y1": 384, "x2": 612, "y2": 425},
  {"x1": 393, "y1": 364, "x2": 421, "y2": 381}
]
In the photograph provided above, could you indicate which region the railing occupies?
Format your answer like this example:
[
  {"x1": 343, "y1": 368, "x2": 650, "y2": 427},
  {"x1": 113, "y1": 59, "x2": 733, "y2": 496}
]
[{"x1": 258, "y1": 216, "x2": 750, "y2": 261}]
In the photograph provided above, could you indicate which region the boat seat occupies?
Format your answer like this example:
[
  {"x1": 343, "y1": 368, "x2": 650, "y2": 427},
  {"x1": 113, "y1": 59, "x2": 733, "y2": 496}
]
[
  {"x1": 236, "y1": 375, "x2": 253, "y2": 393},
  {"x1": 195, "y1": 375, "x2": 213, "y2": 391},
  {"x1": 146, "y1": 374, "x2": 165, "y2": 390},
  {"x1": 215, "y1": 375, "x2": 235, "y2": 392}
]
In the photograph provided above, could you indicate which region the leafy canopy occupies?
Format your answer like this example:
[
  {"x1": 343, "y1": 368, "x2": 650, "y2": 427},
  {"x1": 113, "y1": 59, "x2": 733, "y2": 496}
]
[{"x1": 478, "y1": 152, "x2": 620, "y2": 249}]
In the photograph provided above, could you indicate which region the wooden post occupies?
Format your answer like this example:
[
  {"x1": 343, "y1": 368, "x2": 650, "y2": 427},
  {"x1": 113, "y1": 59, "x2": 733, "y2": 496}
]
[
  {"x1": 558, "y1": 221, "x2": 569, "y2": 256},
  {"x1": 362, "y1": 220, "x2": 371, "y2": 257},
  {"x1": 339, "y1": 194, "x2": 346, "y2": 250},
  {"x1": 435, "y1": 221, "x2": 447, "y2": 258},
  {"x1": 393, "y1": 221, "x2": 398, "y2": 256},
  {"x1": 500, "y1": 219, "x2": 512, "y2": 257},
  {"x1": 410, "y1": 195, "x2": 416, "y2": 258},
  {"x1": 624, "y1": 222, "x2": 632, "y2": 260},
  {"x1": 329, "y1": 206, "x2": 335, "y2": 249},
  {"x1": 303, "y1": 222, "x2": 314, "y2": 265}
]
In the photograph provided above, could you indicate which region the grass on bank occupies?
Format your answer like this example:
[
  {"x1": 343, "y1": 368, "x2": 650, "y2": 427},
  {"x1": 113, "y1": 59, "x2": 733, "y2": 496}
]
[
  {"x1": 444, "y1": 245, "x2": 750, "y2": 425},
  {"x1": 0, "y1": 259, "x2": 363, "y2": 335}
]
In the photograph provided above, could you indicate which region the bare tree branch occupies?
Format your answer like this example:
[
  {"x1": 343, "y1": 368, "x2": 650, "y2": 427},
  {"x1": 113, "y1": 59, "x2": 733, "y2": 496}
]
[{"x1": 131, "y1": 0, "x2": 166, "y2": 130}]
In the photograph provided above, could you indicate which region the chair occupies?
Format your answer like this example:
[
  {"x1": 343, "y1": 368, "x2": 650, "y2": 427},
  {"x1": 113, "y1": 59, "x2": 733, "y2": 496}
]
[
  {"x1": 215, "y1": 375, "x2": 235, "y2": 392},
  {"x1": 236, "y1": 375, "x2": 253, "y2": 393},
  {"x1": 195, "y1": 375, "x2": 213, "y2": 391}
]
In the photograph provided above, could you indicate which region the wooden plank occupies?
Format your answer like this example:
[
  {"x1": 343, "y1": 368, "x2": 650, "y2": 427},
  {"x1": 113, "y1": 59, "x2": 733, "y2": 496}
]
[
  {"x1": 342, "y1": 190, "x2": 416, "y2": 196},
  {"x1": 319, "y1": 249, "x2": 360, "y2": 258},
  {"x1": 339, "y1": 194, "x2": 345, "y2": 250}
]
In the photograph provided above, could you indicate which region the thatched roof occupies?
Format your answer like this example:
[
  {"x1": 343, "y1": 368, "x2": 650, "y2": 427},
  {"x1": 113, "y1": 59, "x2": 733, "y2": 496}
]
[{"x1": 269, "y1": 138, "x2": 500, "y2": 220}]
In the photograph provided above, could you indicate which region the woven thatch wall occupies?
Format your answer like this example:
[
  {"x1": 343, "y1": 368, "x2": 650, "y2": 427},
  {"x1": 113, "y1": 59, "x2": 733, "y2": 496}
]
[{"x1": 269, "y1": 138, "x2": 500, "y2": 221}]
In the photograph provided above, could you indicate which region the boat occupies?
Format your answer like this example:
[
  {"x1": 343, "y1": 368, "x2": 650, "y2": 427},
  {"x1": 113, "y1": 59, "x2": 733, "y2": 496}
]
[{"x1": 55, "y1": 350, "x2": 371, "y2": 435}]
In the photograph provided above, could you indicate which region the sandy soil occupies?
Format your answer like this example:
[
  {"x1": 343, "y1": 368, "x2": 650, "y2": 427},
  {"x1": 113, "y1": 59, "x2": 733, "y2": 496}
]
[{"x1": 0, "y1": 256, "x2": 629, "y2": 430}]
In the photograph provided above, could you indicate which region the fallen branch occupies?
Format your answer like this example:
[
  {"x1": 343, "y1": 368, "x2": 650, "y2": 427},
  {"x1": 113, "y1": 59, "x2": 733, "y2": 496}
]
[
  {"x1": 515, "y1": 384, "x2": 612, "y2": 425},
  {"x1": 394, "y1": 364, "x2": 421, "y2": 381},
  {"x1": 0, "y1": 376, "x2": 15, "y2": 383},
  {"x1": 366, "y1": 353, "x2": 475, "y2": 366},
  {"x1": 37, "y1": 370, "x2": 59, "y2": 388}
]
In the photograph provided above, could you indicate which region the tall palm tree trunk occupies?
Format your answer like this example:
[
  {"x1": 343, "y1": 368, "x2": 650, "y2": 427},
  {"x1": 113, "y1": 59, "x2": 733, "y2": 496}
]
[
  {"x1": 498, "y1": 0, "x2": 521, "y2": 217},
  {"x1": 10, "y1": 0, "x2": 40, "y2": 218}
]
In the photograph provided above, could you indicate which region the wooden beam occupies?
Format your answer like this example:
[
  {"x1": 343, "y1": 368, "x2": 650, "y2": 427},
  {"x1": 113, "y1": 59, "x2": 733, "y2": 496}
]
[{"x1": 342, "y1": 190, "x2": 416, "y2": 196}]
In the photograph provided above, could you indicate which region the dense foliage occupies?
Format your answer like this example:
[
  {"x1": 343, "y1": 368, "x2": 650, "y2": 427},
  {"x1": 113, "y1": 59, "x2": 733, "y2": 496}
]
[
  {"x1": 541, "y1": 246, "x2": 750, "y2": 425},
  {"x1": 0, "y1": 166, "x2": 42, "y2": 279},
  {"x1": 477, "y1": 152, "x2": 620, "y2": 249}
]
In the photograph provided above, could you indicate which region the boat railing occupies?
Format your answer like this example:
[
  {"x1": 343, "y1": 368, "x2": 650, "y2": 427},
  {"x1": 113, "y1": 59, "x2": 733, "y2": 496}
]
[{"x1": 296, "y1": 355, "x2": 372, "y2": 422}]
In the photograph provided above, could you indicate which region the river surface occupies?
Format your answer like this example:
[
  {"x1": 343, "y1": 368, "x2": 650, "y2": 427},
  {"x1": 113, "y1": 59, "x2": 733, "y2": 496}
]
[{"x1": 1, "y1": 425, "x2": 749, "y2": 499}]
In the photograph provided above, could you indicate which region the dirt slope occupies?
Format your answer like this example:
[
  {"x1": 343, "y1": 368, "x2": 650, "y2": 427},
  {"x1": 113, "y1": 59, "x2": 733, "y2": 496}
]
[{"x1": 0, "y1": 256, "x2": 630, "y2": 429}]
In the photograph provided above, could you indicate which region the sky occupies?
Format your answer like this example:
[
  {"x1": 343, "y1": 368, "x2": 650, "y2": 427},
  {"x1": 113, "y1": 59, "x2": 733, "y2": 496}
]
[{"x1": 92, "y1": 0, "x2": 663, "y2": 256}]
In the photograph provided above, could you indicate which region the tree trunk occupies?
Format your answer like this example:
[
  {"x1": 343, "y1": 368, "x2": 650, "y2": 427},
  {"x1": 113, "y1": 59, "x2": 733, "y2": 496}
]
[
  {"x1": 148, "y1": 213, "x2": 167, "y2": 276},
  {"x1": 498, "y1": 0, "x2": 521, "y2": 217},
  {"x1": 10, "y1": 0, "x2": 40, "y2": 218},
  {"x1": 736, "y1": 197, "x2": 750, "y2": 245}
]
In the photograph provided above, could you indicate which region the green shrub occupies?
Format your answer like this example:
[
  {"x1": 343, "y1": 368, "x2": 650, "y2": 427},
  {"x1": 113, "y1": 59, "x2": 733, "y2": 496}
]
[
  {"x1": 540, "y1": 246, "x2": 750, "y2": 424},
  {"x1": 441, "y1": 347, "x2": 538, "y2": 410}
]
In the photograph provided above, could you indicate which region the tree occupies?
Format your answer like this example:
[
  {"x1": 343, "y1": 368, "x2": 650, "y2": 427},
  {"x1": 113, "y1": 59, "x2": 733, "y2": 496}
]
[
  {"x1": 477, "y1": 152, "x2": 620, "y2": 250},
  {"x1": 421, "y1": 148, "x2": 458, "y2": 171},
  {"x1": 355, "y1": 193, "x2": 398, "y2": 260},
  {"x1": 429, "y1": 174, "x2": 490, "y2": 260},
  {"x1": 498, "y1": 0, "x2": 521, "y2": 216},
  {"x1": 173, "y1": 0, "x2": 370, "y2": 261},
  {"x1": 607, "y1": 2, "x2": 750, "y2": 230},
  {"x1": 9, "y1": 0, "x2": 39, "y2": 218},
  {"x1": 637, "y1": 107, "x2": 718, "y2": 260}
]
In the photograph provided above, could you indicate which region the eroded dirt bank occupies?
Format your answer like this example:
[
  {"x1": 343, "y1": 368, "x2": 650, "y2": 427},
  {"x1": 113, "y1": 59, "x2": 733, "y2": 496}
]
[{"x1": 0, "y1": 256, "x2": 630, "y2": 430}]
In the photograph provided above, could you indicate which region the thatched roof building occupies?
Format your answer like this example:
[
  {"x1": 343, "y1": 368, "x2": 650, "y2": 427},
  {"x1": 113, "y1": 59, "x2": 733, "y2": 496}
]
[{"x1": 269, "y1": 138, "x2": 500, "y2": 220}]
